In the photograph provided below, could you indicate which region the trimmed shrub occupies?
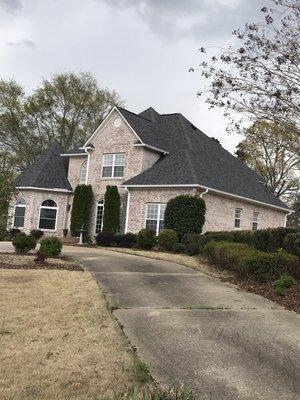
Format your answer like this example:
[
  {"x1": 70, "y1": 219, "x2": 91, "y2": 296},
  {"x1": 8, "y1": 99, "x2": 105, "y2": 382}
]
[
  {"x1": 12, "y1": 233, "x2": 37, "y2": 253},
  {"x1": 114, "y1": 233, "x2": 137, "y2": 248},
  {"x1": 103, "y1": 186, "x2": 121, "y2": 233},
  {"x1": 202, "y1": 240, "x2": 299, "y2": 282},
  {"x1": 182, "y1": 233, "x2": 201, "y2": 255},
  {"x1": 30, "y1": 229, "x2": 44, "y2": 240},
  {"x1": 70, "y1": 184, "x2": 93, "y2": 236},
  {"x1": 172, "y1": 242, "x2": 185, "y2": 253},
  {"x1": 164, "y1": 195, "x2": 206, "y2": 240},
  {"x1": 284, "y1": 232, "x2": 300, "y2": 257},
  {"x1": 34, "y1": 250, "x2": 48, "y2": 264},
  {"x1": 95, "y1": 231, "x2": 115, "y2": 246},
  {"x1": 136, "y1": 229, "x2": 156, "y2": 250},
  {"x1": 273, "y1": 276, "x2": 295, "y2": 295},
  {"x1": 158, "y1": 229, "x2": 178, "y2": 252},
  {"x1": 40, "y1": 236, "x2": 62, "y2": 257}
]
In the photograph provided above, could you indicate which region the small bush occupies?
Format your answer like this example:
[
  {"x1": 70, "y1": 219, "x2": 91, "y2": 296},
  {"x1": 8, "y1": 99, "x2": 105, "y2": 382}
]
[
  {"x1": 40, "y1": 236, "x2": 62, "y2": 257},
  {"x1": 183, "y1": 233, "x2": 201, "y2": 256},
  {"x1": 172, "y1": 242, "x2": 185, "y2": 253},
  {"x1": 12, "y1": 233, "x2": 37, "y2": 253},
  {"x1": 136, "y1": 229, "x2": 156, "y2": 250},
  {"x1": 202, "y1": 240, "x2": 299, "y2": 282},
  {"x1": 114, "y1": 233, "x2": 137, "y2": 248},
  {"x1": 158, "y1": 229, "x2": 178, "y2": 252},
  {"x1": 273, "y1": 275, "x2": 295, "y2": 296},
  {"x1": 95, "y1": 231, "x2": 115, "y2": 246},
  {"x1": 284, "y1": 232, "x2": 300, "y2": 257},
  {"x1": 34, "y1": 250, "x2": 48, "y2": 264},
  {"x1": 30, "y1": 229, "x2": 44, "y2": 240}
]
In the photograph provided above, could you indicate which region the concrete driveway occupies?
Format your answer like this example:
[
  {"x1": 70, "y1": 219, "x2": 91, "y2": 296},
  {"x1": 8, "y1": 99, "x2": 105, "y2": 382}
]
[
  {"x1": 62, "y1": 246, "x2": 300, "y2": 400},
  {"x1": 1, "y1": 242, "x2": 299, "y2": 399}
]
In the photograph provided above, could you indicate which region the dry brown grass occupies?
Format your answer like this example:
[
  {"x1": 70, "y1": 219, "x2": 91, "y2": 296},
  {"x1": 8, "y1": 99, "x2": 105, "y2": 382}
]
[
  {"x1": 0, "y1": 268, "x2": 138, "y2": 400},
  {"x1": 105, "y1": 247, "x2": 228, "y2": 279}
]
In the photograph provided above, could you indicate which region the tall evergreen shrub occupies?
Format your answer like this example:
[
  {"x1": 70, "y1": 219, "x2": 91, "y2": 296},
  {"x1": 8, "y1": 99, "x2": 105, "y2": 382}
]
[
  {"x1": 102, "y1": 185, "x2": 121, "y2": 233},
  {"x1": 164, "y1": 195, "x2": 206, "y2": 240},
  {"x1": 70, "y1": 184, "x2": 93, "y2": 236}
]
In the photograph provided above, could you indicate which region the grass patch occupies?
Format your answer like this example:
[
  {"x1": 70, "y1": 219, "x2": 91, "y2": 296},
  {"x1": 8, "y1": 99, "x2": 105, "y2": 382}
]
[
  {"x1": 0, "y1": 268, "x2": 143, "y2": 399},
  {"x1": 133, "y1": 358, "x2": 151, "y2": 384}
]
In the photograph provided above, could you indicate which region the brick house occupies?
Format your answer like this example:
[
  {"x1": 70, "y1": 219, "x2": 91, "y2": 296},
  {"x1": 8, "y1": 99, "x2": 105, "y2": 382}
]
[{"x1": 8, "y1": 106, "x2": 291, "y2": 237}]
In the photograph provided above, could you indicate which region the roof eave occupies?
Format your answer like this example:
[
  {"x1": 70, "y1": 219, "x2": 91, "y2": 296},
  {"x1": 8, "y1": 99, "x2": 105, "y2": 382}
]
[{"x1": 121, "y1": 183, "x2": 292, "y2": 213}]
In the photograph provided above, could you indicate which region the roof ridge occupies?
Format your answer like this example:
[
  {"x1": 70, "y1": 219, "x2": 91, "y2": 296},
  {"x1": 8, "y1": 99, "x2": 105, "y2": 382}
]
[
  {"x1": 117, "y1": 106, "x2": 152, "y2": 123},
  {"x1": 178, "y1": 115, "x2": 198, "y2": 183}
]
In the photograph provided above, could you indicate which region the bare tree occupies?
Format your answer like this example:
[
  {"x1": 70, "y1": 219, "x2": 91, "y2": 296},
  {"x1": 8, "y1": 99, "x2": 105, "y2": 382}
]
[
  {"x1": 196, "y1": 0, "x2": 300, "y2": 157},
  {"x1": 235, "y1": 121, "x2": 299, "y2": 198}
]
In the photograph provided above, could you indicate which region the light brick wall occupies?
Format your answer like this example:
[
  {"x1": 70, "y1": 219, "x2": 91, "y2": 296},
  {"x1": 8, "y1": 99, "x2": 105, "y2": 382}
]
[
  {"x1": 126, "y1": 187, "x2": 286, "y2": 234},
  {"x1": 68, "y1": 155, "x2": 87, "y2": 189},
  {"x1": 80, "y1": 109, "x2": 162, "y2": 235},
  {"x1": 202, "y1": 192, "x2": 286, "y2": 232},
  {"x1": 8, "y1": 189, "x2": 71, "y2": 236}
]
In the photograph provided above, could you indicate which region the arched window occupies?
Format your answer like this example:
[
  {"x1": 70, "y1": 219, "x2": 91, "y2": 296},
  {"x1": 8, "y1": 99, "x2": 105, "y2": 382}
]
[
  {"x1": 95, "y1": 199, "x2": 104, "y2": 234},
  {"x1": 13, "y1": 198, "x2": 26, "y2": 228},
  {"x1": 39, "y1": 199, "x2": 58, "y2": 230},
  {"x1": 79, "y1": 160, "x2": 87, "y2": 184}
]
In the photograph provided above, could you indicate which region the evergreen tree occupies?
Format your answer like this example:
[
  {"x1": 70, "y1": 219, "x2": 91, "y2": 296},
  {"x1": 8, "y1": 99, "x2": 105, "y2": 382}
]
[{"x1": 103, "y1": 186, "x2": 120, "y2": 233}]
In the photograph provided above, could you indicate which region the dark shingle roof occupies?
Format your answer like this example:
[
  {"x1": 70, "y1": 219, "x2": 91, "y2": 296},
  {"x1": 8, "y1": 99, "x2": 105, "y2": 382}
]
[
  {"x1": 121, "y1": 108, "x2": 289, "y2": 210},
  {"x1": 61, "y1": 147, "x2": 86, "y2": 156},
  {"x1": 16, "y1": 142, "x2": 73, "y2": 191}
]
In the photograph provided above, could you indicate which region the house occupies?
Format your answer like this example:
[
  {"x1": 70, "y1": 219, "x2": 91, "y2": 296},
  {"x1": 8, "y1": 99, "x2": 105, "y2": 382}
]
[{"x1": 8, "y1": 106, "x2": 291, "y2": 237}]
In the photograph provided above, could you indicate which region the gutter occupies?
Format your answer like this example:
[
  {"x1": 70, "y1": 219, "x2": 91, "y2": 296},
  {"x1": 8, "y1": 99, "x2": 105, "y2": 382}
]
[{"x1": 121, "y1": 183, "x2": 292, "y2": 213}]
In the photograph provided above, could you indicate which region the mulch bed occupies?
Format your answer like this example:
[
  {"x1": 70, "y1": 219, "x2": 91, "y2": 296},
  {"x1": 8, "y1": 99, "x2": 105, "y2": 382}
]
[
  {"x1": 228, "y1": 276, "x2": 300, "y2": 313},
  {"x1": 0, "y1": 252, "x2": 84, "y2": 272},
  {"x1": 0, "y1": 262, "x2": 84, "y2": 271}
]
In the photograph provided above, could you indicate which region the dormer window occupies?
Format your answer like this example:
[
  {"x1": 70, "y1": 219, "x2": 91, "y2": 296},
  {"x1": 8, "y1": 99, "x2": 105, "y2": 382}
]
[{"x1": 102, "y1": 153, "x2": 125, "y2": 178}]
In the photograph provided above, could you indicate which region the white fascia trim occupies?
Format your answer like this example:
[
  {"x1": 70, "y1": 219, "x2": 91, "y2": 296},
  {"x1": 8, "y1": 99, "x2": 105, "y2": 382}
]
[
  {"x1": 17, "y1": 186, "x2": 73, "y2": 194},
  {"x1": 122, "y1": 183, "x2": 292, "y2": 213},
  {"x1": 83, "y1": 106, "x2": 144, "y2": 148},
  {"x1": 133, "y1": 143, "x2": 169, "y2": 155},
  {"x1": 61, "y1": 153, "x2": 87, "y2": 157}
]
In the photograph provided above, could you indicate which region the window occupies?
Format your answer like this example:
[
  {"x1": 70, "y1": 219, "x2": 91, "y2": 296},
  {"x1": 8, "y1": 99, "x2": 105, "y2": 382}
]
[
  {"x1": 39, "y1": 199, "x2": 57, "y2": 230},
  {"x1": 102, "y1": 153, "x2": 125, "y2": 178},
  {"x1": 145, "y1": 203, "x2": 166, "y2": 235},
  {"x1": 79, "y1": 160, "x2": 87, "y2": 184},
  {"x1": 234, "y1": 207, "x2": 242, "y2": 228},
  {"x1": 252, "y1": 212, "x2": 260, "y2": 231},
  {"x1": 95, "y1": 200, "x2": 104, "y2": 234},
  {"x1": 13, "y1": 198, "x2": 26, "y2": 228}
]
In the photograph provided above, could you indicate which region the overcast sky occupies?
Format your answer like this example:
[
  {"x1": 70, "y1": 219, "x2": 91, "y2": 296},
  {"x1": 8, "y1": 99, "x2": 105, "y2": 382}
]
[{"x1": 0, "y1": 0, "x2": 267, "y2": 153}]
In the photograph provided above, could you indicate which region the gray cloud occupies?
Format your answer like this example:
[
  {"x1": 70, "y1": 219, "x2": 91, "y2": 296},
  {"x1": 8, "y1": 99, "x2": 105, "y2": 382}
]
[
  {"x1": 102, "y1": 0, "x2": 267, "y2": 41},
  {"x1": 7, "y1": 39, "x2": 35, "y2": 49},
  {"x1": 0, "y1": 0, "x2": 22, "y2": 12}
]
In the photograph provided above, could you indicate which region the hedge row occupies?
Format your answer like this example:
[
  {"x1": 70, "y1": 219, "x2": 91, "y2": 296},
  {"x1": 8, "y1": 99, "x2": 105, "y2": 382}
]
[
  {"x1": 202, "y1": 241, "x2": 299, "y2": 282},
  {"x1": 197, "y1": 227, "x2": 300, "y2": 256}
]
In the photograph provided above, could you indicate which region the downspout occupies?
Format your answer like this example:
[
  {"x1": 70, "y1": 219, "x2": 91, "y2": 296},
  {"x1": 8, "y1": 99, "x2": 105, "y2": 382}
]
[
  {"x1": 199, "y1": 187, "x2": 209, "y2": 198},
  {"x1": 284, "y1": 210, "x2": 293, "y2": 227},
  {"x1": 124, "y1": 186, "x2": 130, "y2": 233},
  {"x1": 84, "y1": 148, "x2": 91, "y2": 185}
]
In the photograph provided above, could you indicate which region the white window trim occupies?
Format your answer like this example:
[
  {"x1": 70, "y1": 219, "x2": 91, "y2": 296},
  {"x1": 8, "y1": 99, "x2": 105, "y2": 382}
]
[
  {"x1": 38, "y1": 201, "x2": 58, "y2": 232},
  {"x1": 79, "y1": 160, "x2": 88, "y2": 184},
  {"x1": 145, "y1": 203, "x2": 166, "y2": 236},
  {"x1": 101, "y1": 153, "x2": 125, "y2": 179},
  {"x1": 94, "y1": 199, "x2": 105, "y2": 234},
  {"x1": 252, "y1": 212, "x2": 260, "y2": 231},
  {"x1": 234, "y1": 207, "x2": 242, "y2": 229},
  {"x1": 13, "y1": 200, "x2": 26, "y2": 229}
]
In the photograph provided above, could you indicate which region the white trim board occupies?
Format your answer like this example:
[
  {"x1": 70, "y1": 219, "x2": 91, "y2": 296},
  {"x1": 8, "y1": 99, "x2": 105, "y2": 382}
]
[
  {"x1": 17, "y1": 186, "x2": 73, "y2": 194},
  {"x1": 122, "y1": 184, "x2": 292, "y2": 213}
]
